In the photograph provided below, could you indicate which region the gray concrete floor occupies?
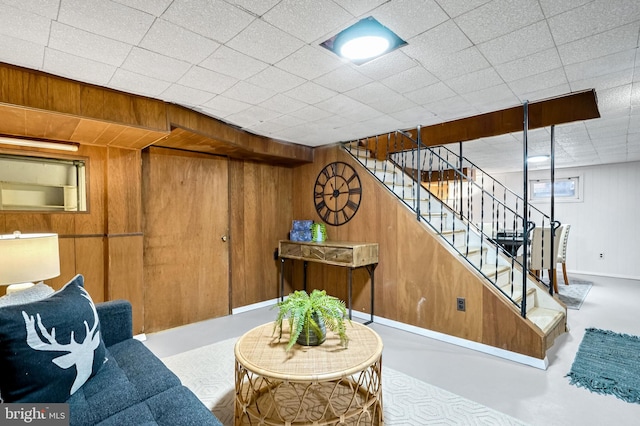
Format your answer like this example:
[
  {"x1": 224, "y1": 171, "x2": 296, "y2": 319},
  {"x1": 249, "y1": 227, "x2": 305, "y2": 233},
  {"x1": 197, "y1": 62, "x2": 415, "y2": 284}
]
[{"x1": 144, "y1": 273, "x2": 640, "y2": 425}]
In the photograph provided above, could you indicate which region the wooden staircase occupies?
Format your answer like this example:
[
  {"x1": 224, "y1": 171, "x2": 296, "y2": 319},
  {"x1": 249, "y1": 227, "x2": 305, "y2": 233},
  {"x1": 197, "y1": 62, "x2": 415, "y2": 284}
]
[{"x1": 348, "y1": 147, "x2": 567, "y2": 355}]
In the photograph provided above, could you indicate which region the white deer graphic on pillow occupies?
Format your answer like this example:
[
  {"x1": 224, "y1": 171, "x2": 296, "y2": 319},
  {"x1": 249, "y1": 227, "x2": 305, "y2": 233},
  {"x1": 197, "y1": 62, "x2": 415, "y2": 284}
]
[{"x1": 21, "y1": 288, "x2": 101, "y2": 395}]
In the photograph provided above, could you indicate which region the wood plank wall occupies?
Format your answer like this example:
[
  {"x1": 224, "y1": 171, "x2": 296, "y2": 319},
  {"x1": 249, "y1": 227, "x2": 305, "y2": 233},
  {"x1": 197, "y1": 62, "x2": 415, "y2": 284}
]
[{"x1": 290, "y1": 145, "x2": 545, "y2": 359}]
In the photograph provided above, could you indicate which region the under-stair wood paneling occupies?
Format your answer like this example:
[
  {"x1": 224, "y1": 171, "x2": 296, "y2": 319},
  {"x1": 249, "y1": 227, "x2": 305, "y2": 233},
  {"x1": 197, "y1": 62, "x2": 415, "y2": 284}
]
[
  {"x1": 230, "y1": 159, "x2": 294, "y2": 308},
  {"x1": 142, "y1": 147, "x2": 230, "y2": 333},
  {"x1": 292, "y1": 145, "x2": 549, "y2": 359}
]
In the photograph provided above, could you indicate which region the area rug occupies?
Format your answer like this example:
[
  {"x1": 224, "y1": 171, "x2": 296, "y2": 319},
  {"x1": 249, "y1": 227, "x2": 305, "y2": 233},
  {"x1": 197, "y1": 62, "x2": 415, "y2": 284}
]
[
  {"x1": 161, "y1": 338, "x2": 527, "y2": 425},
  {"x1": 545, "y1": 277, "x2": 593, "y2": 310},
  {"x1": 566, "y1": 328, "x2": 640, "y2": 404}
]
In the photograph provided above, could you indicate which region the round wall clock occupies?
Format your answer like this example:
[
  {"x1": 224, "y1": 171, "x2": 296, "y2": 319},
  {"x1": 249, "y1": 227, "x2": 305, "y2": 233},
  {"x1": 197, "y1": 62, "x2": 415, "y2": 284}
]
[{"x1": 314, "y1": 161, "x2": 362, "y2": 226}]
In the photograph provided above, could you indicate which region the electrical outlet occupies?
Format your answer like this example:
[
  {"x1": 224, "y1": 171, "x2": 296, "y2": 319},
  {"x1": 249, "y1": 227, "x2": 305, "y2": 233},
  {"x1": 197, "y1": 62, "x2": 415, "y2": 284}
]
[
  {"x1": 457, "y1": 297, "x2": 466, "y2": 312},
  {"x1": 599, "y1": 253, "x2": 604, "y2": 259}
]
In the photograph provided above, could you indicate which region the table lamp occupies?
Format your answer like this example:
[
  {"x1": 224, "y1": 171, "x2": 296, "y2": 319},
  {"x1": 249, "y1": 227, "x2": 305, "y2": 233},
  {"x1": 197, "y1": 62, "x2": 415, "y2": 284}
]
[{"x1": 0, "y1": 231, "x2": 60, "y2": 293}]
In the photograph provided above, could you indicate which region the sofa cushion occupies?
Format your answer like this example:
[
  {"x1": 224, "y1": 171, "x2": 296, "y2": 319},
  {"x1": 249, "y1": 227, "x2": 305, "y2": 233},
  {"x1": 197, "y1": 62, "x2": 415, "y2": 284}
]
[
  {"x1": 68, "y1": 339, "x2": 221, "y2": 426},
  {"x1": 0, "y1": 274, "x2": 107, "y2": 403}
]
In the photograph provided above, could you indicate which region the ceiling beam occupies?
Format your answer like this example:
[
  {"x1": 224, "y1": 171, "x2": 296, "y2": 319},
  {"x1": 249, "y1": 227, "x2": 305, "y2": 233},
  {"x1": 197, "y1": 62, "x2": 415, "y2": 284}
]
[{"x1": 363, "y1": 89, "x2": 600, "y2": 159}]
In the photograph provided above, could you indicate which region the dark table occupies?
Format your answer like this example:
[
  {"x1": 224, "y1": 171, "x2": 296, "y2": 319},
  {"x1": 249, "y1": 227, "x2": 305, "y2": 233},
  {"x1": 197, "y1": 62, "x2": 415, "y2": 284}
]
[{"x1": 492, "y1": 231, "x2": 525, "y2": 256}]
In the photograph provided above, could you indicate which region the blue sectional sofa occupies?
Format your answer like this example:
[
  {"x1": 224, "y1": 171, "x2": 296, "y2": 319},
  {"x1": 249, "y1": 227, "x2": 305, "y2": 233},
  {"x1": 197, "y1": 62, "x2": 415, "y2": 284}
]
[{"x1": 66, "y1": 299, "x2": 222, "y2": 425}]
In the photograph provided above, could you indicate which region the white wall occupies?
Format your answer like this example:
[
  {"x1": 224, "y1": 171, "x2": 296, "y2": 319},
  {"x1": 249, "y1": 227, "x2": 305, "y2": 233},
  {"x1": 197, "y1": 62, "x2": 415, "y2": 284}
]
[{"x1": 488, "y1": 161, "x2": 640, "y2": 279}]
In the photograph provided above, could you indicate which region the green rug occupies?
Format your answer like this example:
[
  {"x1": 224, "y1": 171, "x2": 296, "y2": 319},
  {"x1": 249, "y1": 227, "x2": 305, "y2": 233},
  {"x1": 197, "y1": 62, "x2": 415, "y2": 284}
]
[{"x1": 567, "y1": 328, "x2": 640, "y2": 404}]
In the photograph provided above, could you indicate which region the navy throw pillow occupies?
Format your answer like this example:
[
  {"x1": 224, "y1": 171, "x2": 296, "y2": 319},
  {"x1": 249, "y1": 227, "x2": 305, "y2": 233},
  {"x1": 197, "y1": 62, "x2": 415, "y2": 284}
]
[{"x1": 0, "y1": 274, "x2": 107, "y2": 402}]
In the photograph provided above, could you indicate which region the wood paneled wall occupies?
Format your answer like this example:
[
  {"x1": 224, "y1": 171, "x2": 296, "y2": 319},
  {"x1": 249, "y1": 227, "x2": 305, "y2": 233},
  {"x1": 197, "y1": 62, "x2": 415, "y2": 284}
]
[
  {"x1": 230, "y1": 159, "x2": 294, "y2": 308},
  {"x1": 290, "y1": 146, "x2": 546, "y2": 359}
]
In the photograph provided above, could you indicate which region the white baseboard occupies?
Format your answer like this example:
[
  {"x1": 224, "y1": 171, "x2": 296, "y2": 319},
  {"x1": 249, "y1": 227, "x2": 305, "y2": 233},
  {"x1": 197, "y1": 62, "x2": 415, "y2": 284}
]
[
  {"x1": 232, "y1": 298, "x2": 278, "y2": 315},
  {"x1": 133, "y1": 333, "x2": 147, "y2": 342},
  {"x1": 567, "y1": 270, "x2": 640, "y2": 281},
  {"x1": 231, "y1": 301, "x2": 548, "y2": 370},
  {"x1": 351, "y1": 310, "x2": 549, "y2": 370}
]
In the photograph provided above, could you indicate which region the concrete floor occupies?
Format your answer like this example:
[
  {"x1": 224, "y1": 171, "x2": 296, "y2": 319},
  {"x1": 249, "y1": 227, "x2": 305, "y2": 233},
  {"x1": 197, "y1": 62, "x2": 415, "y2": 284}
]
[{"x1": 144, "y1": 273, "x2": 640, "y2": 425}]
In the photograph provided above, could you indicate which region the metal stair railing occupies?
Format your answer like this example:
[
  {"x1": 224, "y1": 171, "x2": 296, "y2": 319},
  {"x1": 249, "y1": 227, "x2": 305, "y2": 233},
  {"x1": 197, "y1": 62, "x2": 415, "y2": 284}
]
[{"x1": 344, "y1": 131, "x2": 556, "y2": 316}]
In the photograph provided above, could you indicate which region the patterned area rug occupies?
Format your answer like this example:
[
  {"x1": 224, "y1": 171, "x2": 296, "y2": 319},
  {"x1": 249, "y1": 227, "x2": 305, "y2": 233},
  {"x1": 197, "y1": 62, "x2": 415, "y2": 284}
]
[
  {"x1": 161, "y1": 338, "x2": 527, "y2": 425},
  {"x1": 551, "y1": 277, "x2": 593, "y2": 310},
  {"x1": 567, "y1": 328, "x2": 640, "y2": 404}
]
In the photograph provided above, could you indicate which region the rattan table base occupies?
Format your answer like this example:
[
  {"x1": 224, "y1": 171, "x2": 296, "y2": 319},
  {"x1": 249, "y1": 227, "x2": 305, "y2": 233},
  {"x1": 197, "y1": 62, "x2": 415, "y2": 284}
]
[{"x1": 234, "y1": 322, "x2": 383, "y2": 425}]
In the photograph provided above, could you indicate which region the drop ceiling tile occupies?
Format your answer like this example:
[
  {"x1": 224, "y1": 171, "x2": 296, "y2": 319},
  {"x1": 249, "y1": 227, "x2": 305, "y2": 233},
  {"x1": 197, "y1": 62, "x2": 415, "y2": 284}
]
[
  {"x1": 140, "y1": 19, "x2": 219, "y2": 64},
  {"x1": 564, "y1": 49, "x2": 636, "y2": 82},
  {"x1": 227, "y1": 0, "x2": 280, "y2": 16},
  {"x1": 178, "y1": 66, "x2": 238, "y2": 94},
  {"x1": 333, "y1": 0, "x2": 387, "y2": 17},
  {"x1": 445, "y1": 67, "x2": 504, "y2": 94},
  {"x1": 227, "y1": 19, "x2": 305, "y2": 64},
  {"x1": 403, "y1": 20, "x2": 473, "y2": 61},
  {"x1": 436, "y1": 0, "x2": 491, "y2": 18},
  {"x1": 454, "y1": 0, "x2": 544, "y2": 44},
  {"x1": 423, "y1": 47, "x2": 490, "y2": 80},
  {"x1": 288, "y1": 105, "x2": 335, "y2": 122},
  {"x1": 122, "y1": 47, "x2": 191, "y2": 82},
  {"x1": 0, "y1": 33, "x2": 44, "y2": 69},
  {"x1": 315, "y1": 94, "x2": 380, "y2": 121},
  {"x1": 49, "y1": 22, "x2": 132, "y2": 67},
  {"x1": 201, "y1": 95, "x2": 251, "y2": 117},
  {"x1": 277, "y1": 45, "x2": 344, "y2": 80},
  {"x1": 113, "y1": 0, "x2": 172, "y2": 16},
  {"x1": 284, "y1": 81, "x2": 338, "y2": 104},
  {"x1": 1, "y1": 0, "x2": 60, "y2": 19},
  {"x1": 222, "y1": 81, "x2": 277, "y2": 105},
  {"x1": 263, "y1": 0, "x2": 351, "y2": 43},
  {"x1": 356, "y1": 50, "x2": 417, "y2": 80},
  {"x1": 345, "y1": 82, "x2": 416, "y2": 114},
  {"x1": 246, "y1": 66, "x2": 305, "y2": 92},
  {"x1": 160, "y1": 84, "x2": 216, "y2": 107},
  {"x1": 508, "y1": 68, "x2": 569, "y2": 98},
  {"x1": 478, "y1": 21, "x2": 555, "y2": 66},
  {"x1": 405, "y1": 82, "x2": 457, "y2": 106},
  {"x1": 162, "y1": 0, "x2": 254, "y2": 43},
  {"x1": 259, "y1": 93, "x2": 307, "y2": 115},
  {"x1": 389, "y1": 105, "x2": 436, "y2": 125},
  {"x1": 109, "y1": 68, "x2": 172, "y2": 97},
  {"x1": 516, "y1": 84, "x2": 572, "y2": 105},
  {"x1": 199, "y1": 46, "x2": 268, "y2": 80},
  {"x1": 557, "y1": 22, "x2": 640, "y2": 66},
  {"x1": 548, "y1": 0, "x2": 640, "y2": 45},
  {"x1": 632, "y1": 85, "x2": 640, "y2": 107},
  {"x1": 596, "y1": 85, "x2": 633, "y2": 112},
  {"x1": 425, "y1": 95, "x2": 477, "y2": 120},
  {"x1": 569, "y1": 69, "x2": 634, "y2": 93},
  {"x1": 265, "y1": 114, "x2": 307, "y2": 129},
  {"x1": 43, "y1": 48, "x2": 116, "y2": 86},
  {"x1": 246, "y1": 120, "x2": 289, "y2": 136},
  {"x1": 0, "y1": 3, "x2": 51, "y2": 44},
  {"x1": 59, "y1": 0, "x2": 154, "y2": 44},
  {"x1": 381, "y1": 66, "x2": 438, "y2": 94},
  {"x1": 538, "y1": 0, "x2": 591, "y2": 18},
  {"x1": 495, "y1": 48, "x2": 562, "y2": 82},
  {"x1": 462, "y1": 84, "x2": 519, "y2": 111},
  {"x1": 226, "y1": 105, "x2": 282, "y2": 128},
  {"x1": 373, "y1": 0, "x2": 449, "y2": 40},
  {"x1": 314, "y1": 66, "x2": 373, "y2": 94}
]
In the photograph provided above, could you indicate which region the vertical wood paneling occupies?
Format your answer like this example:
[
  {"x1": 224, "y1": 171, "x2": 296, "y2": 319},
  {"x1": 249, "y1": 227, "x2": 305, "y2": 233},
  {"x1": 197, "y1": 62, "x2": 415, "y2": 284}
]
[
  {"x1": 107, "y1": 147, "x2": 141, "y2": 234},
  {"x1": 108, "y1": 235, "x2": 144, "y2": 333},
  {"x1": 230, "y1": 160, "x2": 294, "y2": 308},
  {"x1": 75, "y1": 237, "x2": 106, "y2": 303}
]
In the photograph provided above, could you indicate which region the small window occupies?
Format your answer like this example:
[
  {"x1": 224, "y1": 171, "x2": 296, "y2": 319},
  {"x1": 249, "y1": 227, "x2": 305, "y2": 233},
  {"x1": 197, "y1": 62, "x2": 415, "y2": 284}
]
[
  {"x1": 529, "y1": 176, "x2": 581, "y2": 202},
  {"x1": 0, "y1": 154, "x2": 87, "y2": 212}
]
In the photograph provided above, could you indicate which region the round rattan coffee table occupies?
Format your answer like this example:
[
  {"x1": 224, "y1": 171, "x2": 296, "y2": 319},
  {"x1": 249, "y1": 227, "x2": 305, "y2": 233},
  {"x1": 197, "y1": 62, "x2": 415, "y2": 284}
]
[{"x1": 234, "y1": 321, "x2": 383, "y2": 425}]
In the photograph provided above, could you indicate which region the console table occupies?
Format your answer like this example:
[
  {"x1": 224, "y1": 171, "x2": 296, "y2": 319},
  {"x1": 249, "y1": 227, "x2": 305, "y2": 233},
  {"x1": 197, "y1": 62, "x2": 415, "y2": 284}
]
[{"x1": 278, "y1": 240, "x2": 379, "y2": 324}]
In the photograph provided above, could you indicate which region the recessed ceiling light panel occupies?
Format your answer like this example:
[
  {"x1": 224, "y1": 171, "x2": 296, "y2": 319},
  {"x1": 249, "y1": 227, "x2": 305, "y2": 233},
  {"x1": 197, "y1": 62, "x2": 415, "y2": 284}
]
[{"x1": 320, "y1": 17, "x2": 407, "y2": 65}]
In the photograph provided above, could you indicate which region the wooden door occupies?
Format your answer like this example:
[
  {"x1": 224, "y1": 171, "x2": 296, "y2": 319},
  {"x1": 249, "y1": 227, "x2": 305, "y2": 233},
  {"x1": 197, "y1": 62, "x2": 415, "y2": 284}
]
[{"x1": 142, "y1": 147, "x2": 229, "y2": 332}]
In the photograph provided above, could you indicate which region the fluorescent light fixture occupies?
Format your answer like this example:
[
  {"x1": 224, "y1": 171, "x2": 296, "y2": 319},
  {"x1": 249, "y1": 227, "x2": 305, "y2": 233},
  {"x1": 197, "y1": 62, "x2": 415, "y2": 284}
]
[
  {"x1": 0, "y1": 136, "x2": 79, "y2": 152},
  {"x1": 528, "y1": 155, "x2": 550, "y2": 163},
  {"x1": 320, "y1": 17, "x2": 407, "y2": 65}
]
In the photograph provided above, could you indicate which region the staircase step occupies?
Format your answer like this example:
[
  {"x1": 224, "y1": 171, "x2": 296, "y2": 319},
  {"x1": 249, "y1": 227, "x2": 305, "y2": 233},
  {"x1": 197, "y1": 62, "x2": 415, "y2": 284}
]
[
  {"x1": 501, "y1": 285, "x2": 536, "y2": 313},
  {"x1": 527, "y1": 307, "x2": 565, "y2": 334}
]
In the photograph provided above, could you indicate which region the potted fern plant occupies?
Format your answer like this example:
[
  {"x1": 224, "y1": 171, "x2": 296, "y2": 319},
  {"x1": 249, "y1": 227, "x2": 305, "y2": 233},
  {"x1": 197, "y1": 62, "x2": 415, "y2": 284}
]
[{"x1": 273, "y1": 289, "x2": 349, "y2": 351}]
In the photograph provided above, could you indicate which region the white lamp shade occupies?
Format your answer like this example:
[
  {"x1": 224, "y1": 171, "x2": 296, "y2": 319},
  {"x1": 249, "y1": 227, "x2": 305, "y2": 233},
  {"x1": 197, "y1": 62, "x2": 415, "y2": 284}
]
[{"x1": 0, "y1": 232, "x2": 60, "y2": 285}]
